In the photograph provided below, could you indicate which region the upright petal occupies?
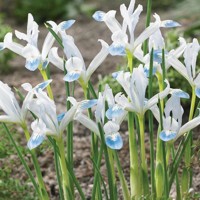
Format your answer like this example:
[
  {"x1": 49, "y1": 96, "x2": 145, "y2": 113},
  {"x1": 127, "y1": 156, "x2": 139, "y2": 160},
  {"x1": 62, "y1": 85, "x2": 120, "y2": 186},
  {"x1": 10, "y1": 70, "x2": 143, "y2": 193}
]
[
  {"x1": 86, "y1": 40, "x2": 109, "y2": 81},
  {"x1": 48, "y1": 47, "x2": 64, "y2": 71},
  {"x1": 75, "y1": 113, "x2": 100, "y2": 137}
]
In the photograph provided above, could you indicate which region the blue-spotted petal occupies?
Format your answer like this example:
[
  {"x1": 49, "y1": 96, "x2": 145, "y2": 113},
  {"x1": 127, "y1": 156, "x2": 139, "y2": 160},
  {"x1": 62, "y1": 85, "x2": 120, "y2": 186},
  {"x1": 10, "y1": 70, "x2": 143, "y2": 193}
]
[
  {"x1": 63, "y1": 71, "x2": 81, "y2": 82},
  {"x1": 35, "y1": 80, "x2": 52, "y2": 92},
  {"x1": 112, "y1": 71, "x2": 123, "y2": 79},
  {"x1": 59, "y1": 20, "x2": 75, "y2": 31},
  {"x1": 42, "y1": 60, "x2": 49, "y2": 69},
  {"x1": 57, "y1": 112, "x2": 66, "y2": 122},
  {"x1": 92, "y1": 11, "x2": 105, "y2": 22},
  {"x1": 195, "y1": 87, "x2": 200, "y2": 98},
  {"x1": 106, "y1": 105, "x2": 124, "y2": 120},
  {"x1": 105, "y1": 132, "x2": 123, "y2": 150},
  {"x1": 80, "y1": 99, "x2": 98, "y2": 110},
  {"x1": 109, "y1": 44, "x2": 126, "y2": 56},
  {"x1": 27, "y1": 133, "x2": 46, "y2": 150},
  {"x1": 144, "y1": 66, "x2": 157, "y2": 77},
  {"x1": 171, "y1": 89, "x2": 190, "y2": 99},
  {"x1": 25, "y1": 58, "x2": 40, "y2": 71},
  {"x1": 0, "y1": 42, "x2": 4, "y2": 51},
  {"x1": 153, "y1": 49, "x2": 168, "y2": 64},
  {"x1": 161, "y1": 20, "x2": 181, "y2": 28},
  {"x1": 159, "y1": 130, "x2": 177, "y2": 142}
]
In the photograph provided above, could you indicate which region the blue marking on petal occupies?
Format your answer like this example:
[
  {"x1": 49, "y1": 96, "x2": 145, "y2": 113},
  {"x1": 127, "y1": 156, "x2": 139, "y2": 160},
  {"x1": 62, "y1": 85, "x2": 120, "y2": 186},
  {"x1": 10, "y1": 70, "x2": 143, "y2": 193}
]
[
  {"x1": 35, "y1": 80, "x2": 52, "y2": 92},
  {"x1": 153, "y1": 49, "x2": 168, "y2": 64},
  {"x1": 25, "y1": 58, "x2": 40, "y2": 71},
  {"x1": 106, "y1": 105, "x2": 124, "y2": 120},
  {"x1": 0, "y1": 43, "x2": 4, "y2": 51},
  {"x1": 80, "y1": 99, "x2": 98, "y2": 110},
  {"x1": 161, "y1": 20, "x2": 181, "y2": 28},
  {"x1": 92, "y1": 11, "x2": 105, "y2": 22},
  {"x1": 109, "y1": 44, "x2": 126, "y2": 56},
  {"x1": 105, "y1": 132, "x2": 123, "y2": 150},
  {"x1": 60, "y1": 20, "x2": 75, "y2": 31},
  {"x1": 144, "y1": 66, "x2": 157, "y2": 78},
  {"x1": 27, "y1": 134, "x2": 45, "y2": 150},
  {"x1": 159, "y1": 130, "x2": 177, "y2": 142},
  {"x1": 63, "y1": 71, "x2": 81, "y2": 82},
  {"x1": 57, "y1": 112, "x2": 66, "y2": 122},
  {"x1": 172, "y1": 90, "x2": 190, "y2": 99},
  {"x1": 195, "y1": 87, "x2": 200, "y2": 98},
  {"x1": 42, "y1": 60, "x2": 49, "y2": 69},
  {"x1": 112, "y1": 71, "x2": 123, "y2": 79}
]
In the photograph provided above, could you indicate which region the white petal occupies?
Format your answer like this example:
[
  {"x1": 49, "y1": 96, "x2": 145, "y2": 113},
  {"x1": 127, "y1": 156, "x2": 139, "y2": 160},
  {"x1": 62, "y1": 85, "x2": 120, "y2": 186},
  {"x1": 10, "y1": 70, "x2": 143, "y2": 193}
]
[
  {"x1": 86, "y1": 40, "x2": 109, "y2": 81},
  {"x1": 103, "y1": 10, "x2": 121, "y2": 33},
  {"x1": 60, "y1": 32, "x2": 84, "y2": 62},
  {"x1": 103, "y1": 121, "x2": 119, "y2": 134},
  {"x1": 48, "y1": 47, "x2": 64, "y2": 70},
  {"x1": 134, "y1": 13, "x2": 161, "y2": 48},
  {"x1": 145, "y1": 80, "x2": 170, "y2": 112},
  {"x1": 75, "y1": 113, "x2": 100, "y2": 137},
  {"x1": 167, "y1": 56, "x2": 191, "y2": 84},
  {"x1": 178, "y1": 116, "x2": 200, "y2": 138},
  {"x1": 60, "y1": 105, "x2": 77, "y2": 133},
  {"x1": 3, "y1": 33, "x2": 24, "y2": 56}
]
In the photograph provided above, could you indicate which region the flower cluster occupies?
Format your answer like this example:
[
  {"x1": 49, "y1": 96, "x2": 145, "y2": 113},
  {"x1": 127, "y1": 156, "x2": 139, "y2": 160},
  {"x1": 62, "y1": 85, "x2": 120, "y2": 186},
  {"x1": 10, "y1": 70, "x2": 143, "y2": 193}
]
[{"x1": 0, "y1": 0, "x2": 200, "y2": 199}]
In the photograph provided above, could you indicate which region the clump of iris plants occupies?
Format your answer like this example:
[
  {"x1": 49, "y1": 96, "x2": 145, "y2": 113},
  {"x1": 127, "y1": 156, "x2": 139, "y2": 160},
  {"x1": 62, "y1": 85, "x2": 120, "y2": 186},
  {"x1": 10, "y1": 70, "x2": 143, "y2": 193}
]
[{"x1": 0, "y1": 0, "x2": 200, "y2": 199}]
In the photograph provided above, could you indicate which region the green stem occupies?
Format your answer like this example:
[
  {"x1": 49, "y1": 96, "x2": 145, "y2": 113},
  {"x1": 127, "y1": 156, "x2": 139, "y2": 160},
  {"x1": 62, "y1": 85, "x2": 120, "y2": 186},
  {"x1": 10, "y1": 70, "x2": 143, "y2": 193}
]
[
  {"x1": 22, "y1": 124, "x2": 49, "y2": 200},
  {"x1": 51, "y1": 139, "x2": 64, "y2": 200},
  {"x1": 98, "y1": 123, "x2": 115, "y2": 200},
  {"x1": 128, "y1": 112, "x2": 141, "y2": 198},
  {"x1": 183, "y1": 86, "x2": 196, "y2": 192},
  {"x1": 143, "y1": 0, "x2": 152, "y2": 55},
  {"x1": 138, "y1": 114, "x2": 149, "y2": 195},
  {"x1": 148, "y1": 48, "x2": 156, "y2": 198},
  {"x1": 113, "y1": 151, "x2": 130, "y2": 200},
  {"x1": 57, "y1": 138, "x2": 71, "y2": 200}
]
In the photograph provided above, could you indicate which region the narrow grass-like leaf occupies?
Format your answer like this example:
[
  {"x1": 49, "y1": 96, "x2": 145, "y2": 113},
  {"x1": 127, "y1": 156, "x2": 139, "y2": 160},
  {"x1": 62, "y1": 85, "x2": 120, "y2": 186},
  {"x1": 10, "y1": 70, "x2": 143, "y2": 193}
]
[
  {"x1": 98, "y1": 123, "x2": 116, "y2": 200},
  {"x1": 90, "y1": 155, "x2": 109, "y2": 200},
  {"x1": 45, "y1": 22, "x2": 64, "y2": 48},
  {"x1": 2, "y1": 123, "x2": 41, "y2": 198},
  {"x1": 148, "y1": 48, "x2": 156, "y2": 198}
]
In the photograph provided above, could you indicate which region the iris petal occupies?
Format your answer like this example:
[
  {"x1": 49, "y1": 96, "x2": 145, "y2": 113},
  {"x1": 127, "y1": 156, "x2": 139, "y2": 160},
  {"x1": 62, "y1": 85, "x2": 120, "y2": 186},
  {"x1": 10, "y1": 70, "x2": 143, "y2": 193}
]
[
  {"x1": 112, "y1": 71, "x2": 123, "y2": 79},
  {"x1": 153, "y1": 50, "x2": 162, "y2": 63},
  {"x1": 105, "y1": 132, "x2": 123, "y2": 150},
  {"x1": 195, "y1": 87, "x2": 200, "y2": 98},
  {"x1": 144, "y1": 66, "x2": 157, "y2": 77},
  {"x1": 159, "y1": 130, "x2": 177, "y2": 142},
  {"x1": 80, "y1": 99, "x2": 98, "y2": 110},
  {"x1": 35, "y1": 80, "x2": 52, "y2": 92},
  {"x1": 63, "y1": 71, "x2": 81, "y2": 82},
  {"x1": 161, "y1": 20, "x2": 181, "y2": 28},
  {"x1": 92, "y1": 11, "x2": 105, "y2": 22},
  {"x1": 109, "y1": 44, "x2": 126, "y2": 56},
  {"x1": 25, "y1": 58, "x2": 40, "y2": 71},
  {"x1": 106, "y1": 105, "x2": 124, "y2": 120},
  {"x1": 172, "y1": 90, "x2": 190, "y2": 99},
  {"x1": 57, "y1": 112, "x2": 66, "y2": 122},
  {"x1": 0, "y1": 42, "x2": 4, "y2": 51},
  {"x1": 27, "y1": 134, "x2": 45, "y2": 150},
  {"x1": 59, "y1": 20, "x2": 75, "y2": 31}
]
